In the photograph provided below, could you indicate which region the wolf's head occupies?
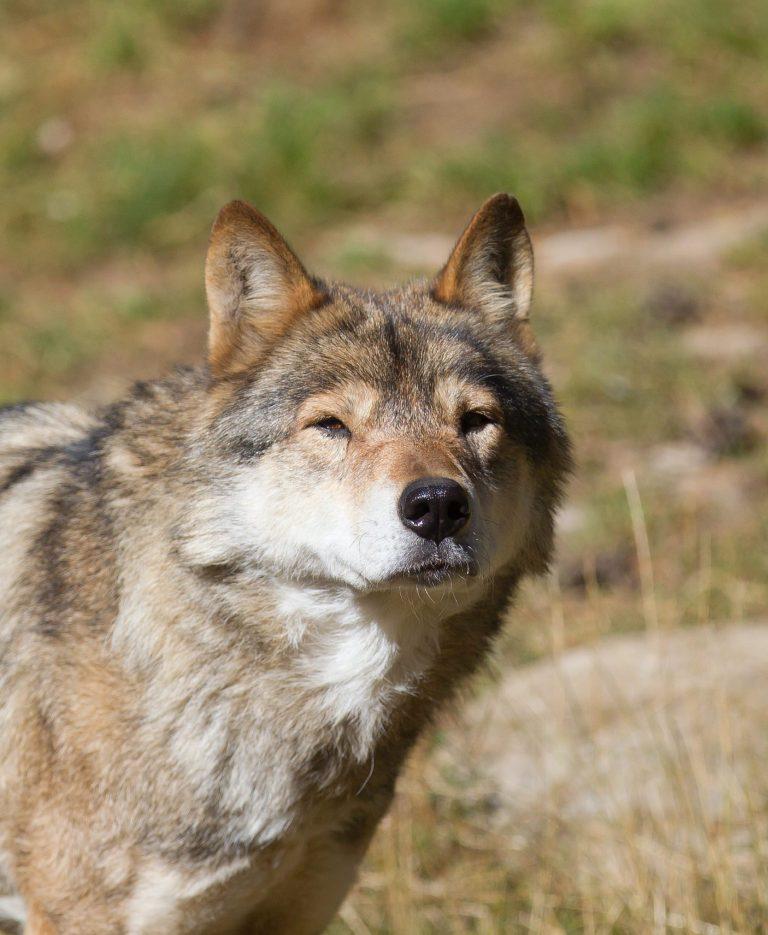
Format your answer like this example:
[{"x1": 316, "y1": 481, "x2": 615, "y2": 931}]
[{"x1": 191, "y1": 195, "x2": 570, "y2": 594}]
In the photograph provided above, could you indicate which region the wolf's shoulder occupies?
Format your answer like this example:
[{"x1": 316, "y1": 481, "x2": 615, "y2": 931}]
[
  {"x1": 0, "y1": 400, "x2": 98, "y2": 450},
  {"x1": 0, "y1": 401, "x2": 99, "y2": 486}
]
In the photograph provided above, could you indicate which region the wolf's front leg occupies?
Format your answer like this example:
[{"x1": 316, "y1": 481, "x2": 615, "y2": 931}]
[
  {"x1": 242, "y1": 818, "x2": 382, "y2": 935},
  {"x1": 24, "y1": 902, "x2": 57, "y2": 935}
]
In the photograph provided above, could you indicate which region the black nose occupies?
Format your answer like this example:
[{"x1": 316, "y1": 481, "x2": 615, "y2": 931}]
[{"x1": 398, "y1": 477, "x2": 471, "y2": 544}]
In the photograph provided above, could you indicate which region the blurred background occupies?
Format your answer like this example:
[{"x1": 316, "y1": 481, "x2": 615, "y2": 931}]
[{"x1": 1, "y1": 0, "x2": 767, "y2": 931}]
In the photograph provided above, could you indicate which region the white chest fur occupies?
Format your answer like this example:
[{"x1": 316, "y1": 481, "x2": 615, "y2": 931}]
[{"x1": 275, "y1": 583, "x2": 444, "y2": 744}]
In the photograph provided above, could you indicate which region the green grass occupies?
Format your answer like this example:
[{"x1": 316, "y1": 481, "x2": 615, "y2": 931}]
[
  {"x1": 2, "y1": 0, "x2": 767, "y2": 276},
  {"x1": 232, "y1": 74, "x2": 398, "y2": 223},
  {"x1": 418, "y1": 85, "x2": 766, "y2": 219},
  {"x1": 396, "y1": 0, "x2": 506, "y2": 55}
]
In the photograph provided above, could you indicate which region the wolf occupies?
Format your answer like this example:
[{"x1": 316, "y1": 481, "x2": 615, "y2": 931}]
[{"x1": 0, "y1": 193, "x2": 570, "y2": 933}]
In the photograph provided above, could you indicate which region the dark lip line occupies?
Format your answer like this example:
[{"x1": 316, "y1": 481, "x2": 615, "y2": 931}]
[
  {"x1": 407, "y1": 559, "x2": 452, "y2": 574},
  {"x1": 392, "y1": 556, "x2": 479, "y2": 581}
]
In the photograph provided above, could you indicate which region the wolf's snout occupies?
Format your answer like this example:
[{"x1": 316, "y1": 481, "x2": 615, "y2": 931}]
[{"x1": 398, "y1": 478, "x2": 470, "y2": 544}]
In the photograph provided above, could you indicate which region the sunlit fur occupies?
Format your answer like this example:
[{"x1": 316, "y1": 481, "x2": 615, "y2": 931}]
[{"x1": 0, "y1": 194, "x2": 570, "y2": 934}]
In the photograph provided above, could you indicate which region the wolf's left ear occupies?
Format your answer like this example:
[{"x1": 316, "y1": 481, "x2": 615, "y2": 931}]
[
  {"x1": 432, "y1": 193, "x2": 533, "y2": 325},
  {"x1": 205, "y1": 200, "x2": 327, "y2": 376}
]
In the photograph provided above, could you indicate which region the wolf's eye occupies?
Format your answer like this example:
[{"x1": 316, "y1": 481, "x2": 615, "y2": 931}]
[
  {"x1": 461, "y1": 410, "x2": 496, "y2": 434},
  {"x1": 311, "y1": 417, "x2": 351, "y2": 438}
]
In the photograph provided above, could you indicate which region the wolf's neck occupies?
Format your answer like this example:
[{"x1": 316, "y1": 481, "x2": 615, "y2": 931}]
[
  {"x1": 264, "y1": 582, "x2": 442, "y2": 749},
  {"x1": 277, "y1": 582, "x2": 441, "y2": 672}
]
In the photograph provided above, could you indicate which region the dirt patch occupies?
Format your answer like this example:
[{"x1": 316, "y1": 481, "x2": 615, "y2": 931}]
[{"x1": 329, "y1": 200, "x2": 768, "y2": 276}]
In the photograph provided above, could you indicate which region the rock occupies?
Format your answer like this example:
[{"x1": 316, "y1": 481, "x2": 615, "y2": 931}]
[
  {"x1": 443, "y1": 623, "x2": 768, "y2": 914},
  {"x1": 35, "y1": 117, "x2": 74, "y2": 157},
  {"x1": 647, "y1": 441, "x2": 708, "y2": 477}
]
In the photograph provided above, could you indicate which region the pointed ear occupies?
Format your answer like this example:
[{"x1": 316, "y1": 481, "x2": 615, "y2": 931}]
[
  {"x1": 432, "y1": 193, "x2": 533, "y2": 325},
  {"x1": 205, "y1": 200, "x2": 327, "y2": 377}
]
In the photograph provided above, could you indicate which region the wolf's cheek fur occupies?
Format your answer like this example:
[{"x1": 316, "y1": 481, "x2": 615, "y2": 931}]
[
  {"x1": 222, "y1": 456, "x2": 420, "y2": 587},
  {"x1": 228, "y1": 451, "x2": 365, "y2": 585},
  {"x1": 477, "y1": 450, "x2": 538, "y2": 575}
]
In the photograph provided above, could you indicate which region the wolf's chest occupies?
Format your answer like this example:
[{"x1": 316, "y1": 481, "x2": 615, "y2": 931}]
[
  {"x1": 156, "y1": 591, "x2": 438, "y2": 854},
  {"x1": 266, "y1": 584, "x2": 441, "y2": 753}
]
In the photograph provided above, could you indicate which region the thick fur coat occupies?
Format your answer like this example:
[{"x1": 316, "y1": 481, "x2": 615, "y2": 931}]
[{"x1": 0, "y1": 195, "x2": 570, "y2": 933}]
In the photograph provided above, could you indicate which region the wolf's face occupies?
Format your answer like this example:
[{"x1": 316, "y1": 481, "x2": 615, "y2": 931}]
[{"x1": 193, "y1": 197, "x2": 569, "y2": 593}]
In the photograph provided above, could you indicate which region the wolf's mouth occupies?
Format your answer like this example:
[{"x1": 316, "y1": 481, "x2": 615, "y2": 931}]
[{"x1": 392, "y1": 554, "x2": 479, "y2": 587}]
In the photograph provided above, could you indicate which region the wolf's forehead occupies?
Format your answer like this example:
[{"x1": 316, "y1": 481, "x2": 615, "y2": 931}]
[
  {"x1": 306, "y1": 314, "x2": 493, "y2": 400},
  {"x1": 316, "y1": 297, "x2": 496, "y2": 373}
]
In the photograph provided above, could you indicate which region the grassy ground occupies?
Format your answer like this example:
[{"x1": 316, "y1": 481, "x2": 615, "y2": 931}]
[{"x1": 1, "y1": 1, "x2": 767, "y2": 932}]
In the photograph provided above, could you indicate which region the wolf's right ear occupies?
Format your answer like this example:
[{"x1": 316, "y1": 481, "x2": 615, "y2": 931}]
[
  {"x1": 432, "y1": 193, "x2": 533, "y2": 327},
  {"x1": 205, "y1": 200, "x2": 327, "y2": 377}
]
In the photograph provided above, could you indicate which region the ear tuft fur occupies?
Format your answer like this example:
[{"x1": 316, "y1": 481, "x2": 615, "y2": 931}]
[
  {"x1": 205, "y1": 200, "x2": 326, "y2": 377},
  {"x1": 432, "y1": 193, "x2": 534, "y2": 325}
]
